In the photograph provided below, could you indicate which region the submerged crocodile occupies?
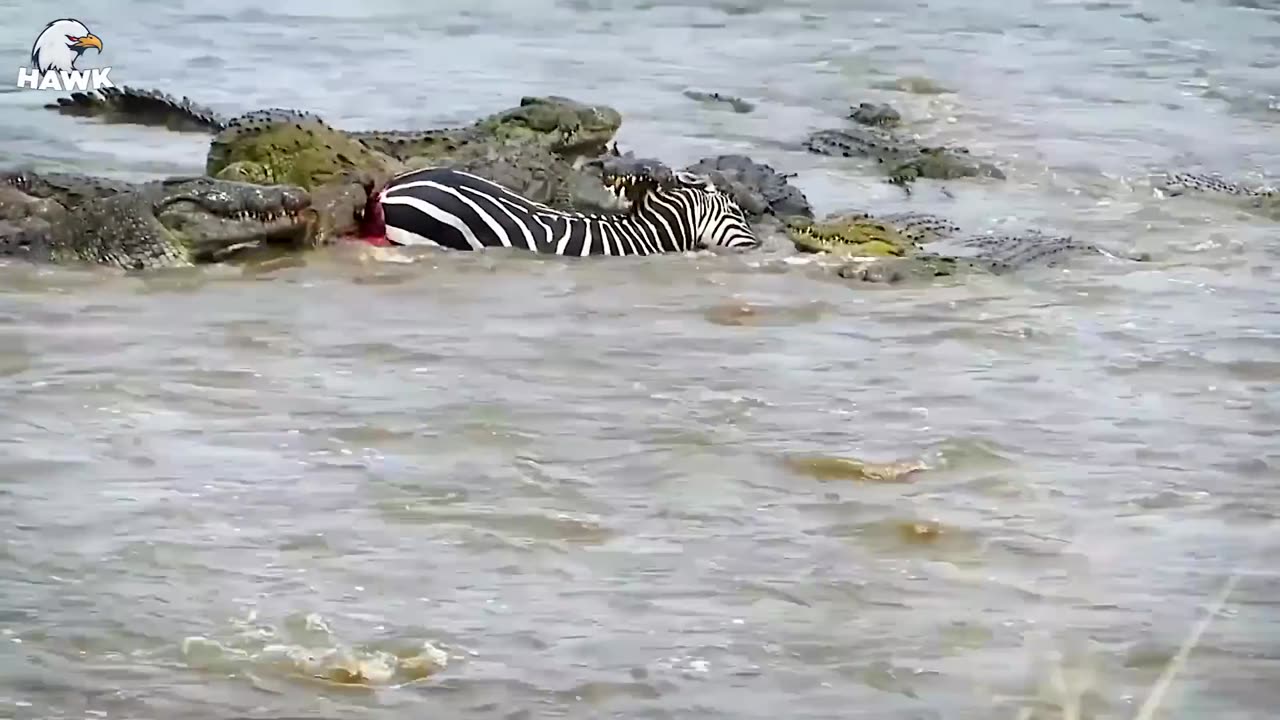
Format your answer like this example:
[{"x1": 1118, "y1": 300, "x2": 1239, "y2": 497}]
[
  {"x1": 681, "y1": 153, "x2": 814, "y2": 222},
  {"x1": 802, "y1": 100, "x2": 1005, "y2": 187},
  {"x1": 1, "y1": 170, "x2": 326, "y2": 268},
  {"x1": 1153, "y1": 171, "x2": 1276, "y2": 199},
  {"x1": 1152, "y1": 170, "x2": 1279, "y2": 219},
  {"x1": 43, "y1": 86, "x2": 627, "y2": 214},
  {"x1": 785, "y1": 209, "x2": 1143, "y2": 284}
]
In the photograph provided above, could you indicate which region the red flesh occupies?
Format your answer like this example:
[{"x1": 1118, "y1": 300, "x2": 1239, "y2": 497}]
[{"x1": 339, "y1": 180, "x2": 392, "y2": 246}]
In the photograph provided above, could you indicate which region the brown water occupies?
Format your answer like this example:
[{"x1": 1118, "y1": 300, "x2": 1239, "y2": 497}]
[{"x1": 2, "y1": 1, "x2": 1279, "y2": 718}]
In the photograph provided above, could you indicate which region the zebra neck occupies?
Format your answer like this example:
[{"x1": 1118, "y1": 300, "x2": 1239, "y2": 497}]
[
  {"x1": 579, "y1": 212, "x2": 691, "y2": 254},
  {"x1": 552, "y1": 197, "x2": 693, "y2": 255}
]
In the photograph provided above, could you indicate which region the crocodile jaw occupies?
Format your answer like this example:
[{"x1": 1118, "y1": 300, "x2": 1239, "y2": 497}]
[
  {"x1": 785, "y1": 220, "x2": 910, "y2": 258},
  {"x1": 156, "y1": 200, "x2": 313, "y2": 261}
]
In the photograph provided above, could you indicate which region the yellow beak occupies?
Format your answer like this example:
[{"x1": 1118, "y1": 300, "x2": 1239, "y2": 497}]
[{"x1": 72, "y1": 34, "x2": 103, "y2": 51}]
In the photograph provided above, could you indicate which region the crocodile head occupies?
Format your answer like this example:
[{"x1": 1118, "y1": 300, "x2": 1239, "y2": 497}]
[
  {"x1": 90, "y1": 176, "x2": 316, "y2": 267},
  {"x1": 207, "y1": 109, "x2": 400, "y2": 191},
  {"x1": 848, "y1": 102, "x2": 902, "y2": 128},
  {"x1": 784, "y1": 212, "x2": 916, "y2": 258},
  {"x1": 135, "y1": 176, "x2": 316, "y2": 262},
  {"x1": 475, "y1": 95, "x2": 622, "y2": 158}
]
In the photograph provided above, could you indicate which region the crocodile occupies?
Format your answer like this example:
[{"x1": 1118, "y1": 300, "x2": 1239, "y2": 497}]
[
  {"x1": 802, "y1": 100, "x2": 1005, "y2": 187},
  {"x1": 785, "y1": 209, "x2": 1141, "y2": 284},
  {"x1": 1151, "y1": 170, "x2": 1279, "y2": 220},
  {"x1": 1152, "y1": 171, "x2": 1276, "y2": 199},
  {"x1": 0, "y1": 170, "x2": 322, "y2": 268},
  {"x1": 43, "y1": 86, "x2": 627, "y2": 214},
  {"x1": 682, "y1": 153, "x2": 814, "y2": 221},
  {"x1": 847, "y1": 102, "x2": 903, "y2": 128},
  {"x1": 785, "y1": 212, "x2": 922, "y2": 258},
  {"x1": 682, "y1": 90, "x2": 756, "y2": 114},
  {"x1": 46, "y1": 85, "x2": 621, "y2": 160}
]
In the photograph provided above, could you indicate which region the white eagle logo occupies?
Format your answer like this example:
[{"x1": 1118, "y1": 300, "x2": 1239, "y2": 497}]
[{"x1": 30, "y1": 18, "x2": 103, "y2": 74}]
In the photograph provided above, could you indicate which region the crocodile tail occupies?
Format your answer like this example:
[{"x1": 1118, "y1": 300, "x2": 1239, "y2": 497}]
[{"x1": 43, "y1": 85, "x2": 226, "y2": 133}]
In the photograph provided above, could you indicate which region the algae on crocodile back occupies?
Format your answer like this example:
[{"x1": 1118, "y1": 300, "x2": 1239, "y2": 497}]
[
  {"x1": 785, "y1": 212, "x2": 916, "y2": 257},
  {"x1": 206, "y1": 111, "x2": 399, "y2": 191},
  {"x1": 470, "y1": 95, "x2": 623, "y2": 156},
  {"x1": 199, "y1": 100, "x2": 628, "y2": 215}
]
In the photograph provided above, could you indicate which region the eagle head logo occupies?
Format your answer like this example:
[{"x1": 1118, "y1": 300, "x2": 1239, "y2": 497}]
[{"x1": 31, "y1": 18, "x2": 104, "y2": 74}]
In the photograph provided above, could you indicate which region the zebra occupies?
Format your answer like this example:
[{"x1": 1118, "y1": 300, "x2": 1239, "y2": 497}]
[{"x1": 376, "y1": 166, "x2": 759, "y2": 256}]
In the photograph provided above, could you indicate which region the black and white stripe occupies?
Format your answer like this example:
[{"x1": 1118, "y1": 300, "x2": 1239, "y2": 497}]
[{"x1": 378, "y1": 167, "x2": 758, "y2": 256}]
